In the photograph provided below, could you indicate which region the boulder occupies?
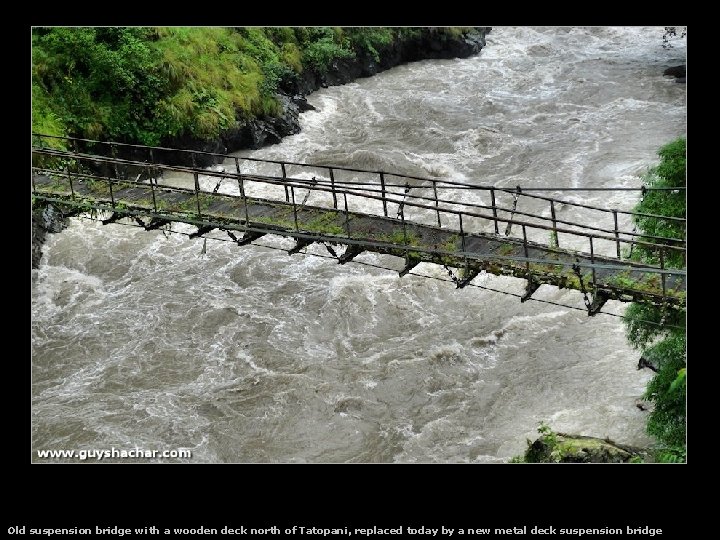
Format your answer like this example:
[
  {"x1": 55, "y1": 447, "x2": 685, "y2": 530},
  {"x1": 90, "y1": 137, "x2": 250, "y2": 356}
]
[{"x1": 523, "y1": 433, "x2": 645, "y2": 463}]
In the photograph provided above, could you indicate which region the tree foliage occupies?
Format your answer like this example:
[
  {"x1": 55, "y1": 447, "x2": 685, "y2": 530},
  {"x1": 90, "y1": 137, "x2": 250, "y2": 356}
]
[
  {"x1": 632, "y1": 137, "x2": 686, "y2": 267},
  {"x1": 624, "y1": 137, "x2": 686, "y2": 460}
]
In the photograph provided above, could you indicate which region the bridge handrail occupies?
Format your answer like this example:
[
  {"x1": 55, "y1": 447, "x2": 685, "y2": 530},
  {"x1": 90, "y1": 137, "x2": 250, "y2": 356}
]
[
  {"x1": 32, "y1": 147, "x2": 687, "y2": 249},
  {"x1": 31, "y1": 152, "x2": 687, "y2": 260}
]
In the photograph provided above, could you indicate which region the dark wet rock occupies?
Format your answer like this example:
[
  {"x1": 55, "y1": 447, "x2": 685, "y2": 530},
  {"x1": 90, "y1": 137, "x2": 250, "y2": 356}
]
[
  {"x1": 291, "y1": 94, "x2": 316, "y2": 112},
  {"x1": 664, "y1": 65, "x2": 686, "y2": 79},
  {"x1": 158, "y1": 135, "x2": 227, "y2": 167},
  {"x1": 291, "y1": 28, "x2": 491, "y2": 98},
  {"x1": 32, "y1": 204, "x2": 68, "y2": 268},
  {"x1": 637, "y1": 355, "x2": 659, "y2": 372},
  {"x1": 76, "y1": 134, "x2": 227, "y2": 169},
  {"x1": 221, "y1": 94, "x2": 301, "y2": 150}
]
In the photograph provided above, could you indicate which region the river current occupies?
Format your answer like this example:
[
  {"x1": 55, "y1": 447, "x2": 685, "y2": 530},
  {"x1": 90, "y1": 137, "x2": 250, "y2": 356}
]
[{"x1": 31, "y1": 27, "x2": 686, "y2": 463}]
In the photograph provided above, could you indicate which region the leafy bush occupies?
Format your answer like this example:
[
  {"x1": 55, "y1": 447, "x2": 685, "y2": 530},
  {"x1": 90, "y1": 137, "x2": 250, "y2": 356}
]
[
  {"x1": 344, "y1": 28, "x2": 394, "y2": 62},
  {"x1": 301, "y1": 34, "x2": 354, "y2": 72},
  {"x1": 642, "y1": 334, "x2": 686, "y2": 448},
  {"x1": 632, "y1": 137, "x2": 686, "y2": 267},
  {"x1": 624, "y1": 136, "x2": 686, "y2": 459},
  {"x1": 280, "y1": 42, "x2": 303, "y2": 73}
]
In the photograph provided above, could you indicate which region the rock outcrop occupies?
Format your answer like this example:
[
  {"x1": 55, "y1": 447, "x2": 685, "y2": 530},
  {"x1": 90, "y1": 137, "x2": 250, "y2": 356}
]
[
  {"x1": 522, "y1": 433, "x2": 646, "y2": 463},
  {"x1": 664, "y1": 65, "x2": 686, "y2": 84}
]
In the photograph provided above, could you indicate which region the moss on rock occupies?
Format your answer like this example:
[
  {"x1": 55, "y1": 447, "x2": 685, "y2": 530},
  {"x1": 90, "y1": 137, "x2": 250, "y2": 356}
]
[
  {"x1": 512, "y1": 423, "x2": 647, "y2": 463},
  {"x1": 524, "y1": 433, "x2": 644, "y2": 463}
]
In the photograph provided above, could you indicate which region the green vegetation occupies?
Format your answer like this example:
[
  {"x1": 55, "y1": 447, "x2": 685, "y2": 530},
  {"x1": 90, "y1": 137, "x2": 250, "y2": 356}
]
[
  {"x1": 631, "y1": 137, "x2": 686, "y2": 267},
  {"x1": 304, "y1": 210, "x2": 345, "y2": 235},
  {"x1": 511, "y1": 422, "x2": 644, "y2": 463},
  {"x1": 32, "y1": 27, "x2": 479, "y2": 147},
  {"x1": 606, "y1": 269, "x2": 681, "y2": 298},
  {"x1": 253, "y1": 214, "x2": 297, "y2": 231},
  {"x1": 528, "y1": 422, "x2": 563, "y2": 463},
  {"x1": 497, "y1": 242, "x2": 516, "y2": 256},
  {"x1": 297, "y1": 27, "x2": 355, "y2": 72},
  {"x1": 548, "y1": 230, "x2": 559, "y2": 249},
  {"x1": 624, "y1": 137, "x2": 686, "y2": 461},
  {"x1": 32, "y1": 27, "x2": 283, "y2": 145},
  {"x1": 380, "y1": 229, "x2": 421, "y2": 246},
  {"x1": 437, "y1": 234, "x2": 460, "y2": 253}
]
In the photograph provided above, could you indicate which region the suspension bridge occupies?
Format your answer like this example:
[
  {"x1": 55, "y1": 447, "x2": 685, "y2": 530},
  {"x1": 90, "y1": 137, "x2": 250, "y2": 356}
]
[{"x1": 32, "y1": 134, "x2": 686, "y2": 316}]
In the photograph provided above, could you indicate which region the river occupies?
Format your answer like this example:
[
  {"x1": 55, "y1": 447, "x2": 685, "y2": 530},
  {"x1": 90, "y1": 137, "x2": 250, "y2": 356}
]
[{"x1": 31, "y1": 27, "x2": 686, "y2": 463}]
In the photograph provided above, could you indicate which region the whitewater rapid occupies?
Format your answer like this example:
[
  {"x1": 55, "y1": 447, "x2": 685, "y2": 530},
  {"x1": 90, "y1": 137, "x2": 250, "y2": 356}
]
[{"x1": 32, "y1": 27, "x2": 686, "y2": 462}]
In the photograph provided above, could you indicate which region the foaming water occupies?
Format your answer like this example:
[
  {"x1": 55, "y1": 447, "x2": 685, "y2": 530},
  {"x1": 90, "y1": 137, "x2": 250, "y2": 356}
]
[{"x1": 32, "y1": 27, "x2": 685, "y2": 462}]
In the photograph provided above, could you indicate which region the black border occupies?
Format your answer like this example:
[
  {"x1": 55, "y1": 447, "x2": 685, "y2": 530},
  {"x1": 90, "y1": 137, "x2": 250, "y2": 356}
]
[{"x1": 22, "y1": 17, "x2": 691, "y2": 534}]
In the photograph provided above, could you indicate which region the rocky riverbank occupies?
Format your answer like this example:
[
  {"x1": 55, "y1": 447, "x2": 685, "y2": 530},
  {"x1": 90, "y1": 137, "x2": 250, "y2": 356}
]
[{"x1": 151, "y1": 28, "x2": 491, "y2": 166}]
